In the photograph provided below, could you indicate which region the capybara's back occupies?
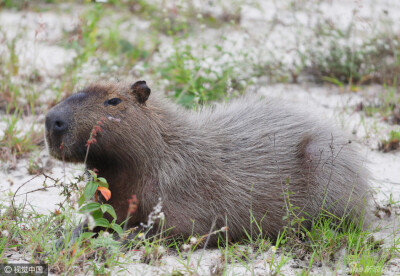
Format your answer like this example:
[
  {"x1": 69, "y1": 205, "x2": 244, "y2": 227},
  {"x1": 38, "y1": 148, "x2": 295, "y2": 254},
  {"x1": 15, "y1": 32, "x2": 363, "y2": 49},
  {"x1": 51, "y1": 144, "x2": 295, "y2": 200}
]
[
  {"x1": 45, "y1": 81, "x2": 371, "y2": 244},
  {"x1": 183, "y1": 98, "x2": 371, "y2": 240}
]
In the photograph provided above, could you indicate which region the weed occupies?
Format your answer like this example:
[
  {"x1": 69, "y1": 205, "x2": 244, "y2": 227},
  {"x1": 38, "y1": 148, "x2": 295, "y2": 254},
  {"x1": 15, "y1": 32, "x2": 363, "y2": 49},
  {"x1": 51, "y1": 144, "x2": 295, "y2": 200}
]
[
  {"x1": 159, "y1": 43, "x2": 248, "y2": 108},
  {"x1": 267, "y1": 231, "x2": 292, "y2": 275},
  {"x1": 0, "y1": 109, "x2": 43, "y2": 161},
  {"x1": 357, "y1": 84, "x2": 400, "y2": 126},
  {"x1": 77, "y1": 170, "x2": 122, "y2": 234},
  {"x1": 129, "y1": 0, "x2": 241, "y2": 36},
  {"x1": 379, "y1": 129, "x2": 400, "y2": 152},
  {"x1": 304, "y1": 22, "x2": 400, "y2": 86}
]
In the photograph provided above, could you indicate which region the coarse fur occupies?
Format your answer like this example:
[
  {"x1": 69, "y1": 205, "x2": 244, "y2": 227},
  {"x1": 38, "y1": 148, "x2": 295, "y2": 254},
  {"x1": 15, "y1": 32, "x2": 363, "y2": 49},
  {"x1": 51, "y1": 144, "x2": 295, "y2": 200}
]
[{"x1": 45, "y1": 81, "x2": 371, "y2": 245}]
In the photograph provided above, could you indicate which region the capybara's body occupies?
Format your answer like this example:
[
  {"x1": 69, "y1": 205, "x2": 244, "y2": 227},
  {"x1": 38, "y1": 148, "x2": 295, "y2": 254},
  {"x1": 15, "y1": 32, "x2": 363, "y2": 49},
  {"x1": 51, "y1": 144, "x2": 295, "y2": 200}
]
[{"x1": 45, "y1": 81, "x2": 370, "y2": 244}]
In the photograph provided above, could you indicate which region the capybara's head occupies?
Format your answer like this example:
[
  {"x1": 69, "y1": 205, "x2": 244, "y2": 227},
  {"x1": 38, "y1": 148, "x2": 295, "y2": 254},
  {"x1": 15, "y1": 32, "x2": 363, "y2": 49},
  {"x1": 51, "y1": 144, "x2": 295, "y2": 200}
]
[{"x1": 45, "y1": 81, "x2": 151, "y2": 167}]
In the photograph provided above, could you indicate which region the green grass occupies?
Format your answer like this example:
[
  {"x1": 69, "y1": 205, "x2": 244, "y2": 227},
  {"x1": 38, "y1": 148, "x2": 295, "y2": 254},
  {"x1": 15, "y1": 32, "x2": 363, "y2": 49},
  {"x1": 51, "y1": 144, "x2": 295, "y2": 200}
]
[
  {"x1": 158, "y1": 43, "x2": 249, "y2": 108},
  {"x1": 304, "y1": 22, "x2": 400, "y2": 86},
  {"x1": 0, "y1": 109, "x2": 43, "y2": 160},
  {"x1": 128, "y1": 0, "x2": 241, "y2": 36},
  {"x1": 1, "y1": 176, "x2": 398, "y2": 275},
  {"x1": 361, "y1": 84, "x2": 400, "y2": 129},
  {"x1": 379, "y1": 129, "x2": 400, "y2": 152}
]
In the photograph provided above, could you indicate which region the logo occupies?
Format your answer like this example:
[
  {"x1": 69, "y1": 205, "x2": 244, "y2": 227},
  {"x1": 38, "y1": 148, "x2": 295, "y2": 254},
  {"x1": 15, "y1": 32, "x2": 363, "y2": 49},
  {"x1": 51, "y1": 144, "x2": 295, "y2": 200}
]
[{"x1": 3, "y1": 265, "x2": 12, "y2": 273}]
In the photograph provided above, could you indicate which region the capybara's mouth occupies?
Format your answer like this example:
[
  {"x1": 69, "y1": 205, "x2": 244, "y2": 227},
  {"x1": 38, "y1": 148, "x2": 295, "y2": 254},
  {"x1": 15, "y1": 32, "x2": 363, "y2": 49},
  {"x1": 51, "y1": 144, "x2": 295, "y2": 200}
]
[
  {"x1": 45, "y1": 131, "x2": 87, "y2": 163},
  {"x1": 48, "y1": 144, "x2": 87, "y2": 163},
  {"x1": 45, "y1": 130, "x2": 63, "y2": 158}
]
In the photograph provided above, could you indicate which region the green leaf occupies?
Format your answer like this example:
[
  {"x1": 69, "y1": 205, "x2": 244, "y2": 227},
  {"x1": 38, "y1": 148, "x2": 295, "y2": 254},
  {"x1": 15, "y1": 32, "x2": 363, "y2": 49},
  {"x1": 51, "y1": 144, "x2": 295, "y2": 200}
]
[
  {"x1": 97, "y1": 177, "x2": 109, "y2": 187},
  {"x1": 79, "y1": 202, "x2": 100, "y2": 213},
  {"x1": 92, "y1": 209, "x2": 103, "y2": 220},
  {"x1": 80, "y1": 232, "x2": 95, "y2": 239},
  {"x1": 111, "y1": 223, "x2": 123, "y2": 234},
  {"x1": 88, "y1": 170, "x2": 98, "y2": 180},
  {"x1": 84, "y1": 181, "x2": 98, "y2": 200},
  {"x1": 78, "y1": 194, "x2": 85, "y2": 207},
  {"x1": 94, "y1": 218, "x2": 110, "y2": 228},
  {"x1": 102, "y1": 204, "x2": 117, "y2": 219}
]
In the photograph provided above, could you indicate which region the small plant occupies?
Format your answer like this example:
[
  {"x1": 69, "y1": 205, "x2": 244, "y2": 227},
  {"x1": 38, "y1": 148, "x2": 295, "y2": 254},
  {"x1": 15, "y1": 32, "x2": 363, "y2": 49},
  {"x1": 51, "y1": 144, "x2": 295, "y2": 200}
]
[
  {"x1": 267, "y1": 231, "x2": 292, "y2": 275},
  {"x1": 304, "y1": 23, "x2": 400, "y2": 86},
  {"x1": 78, "y1": 170, "x2": 122, "y2": 235},
  {"x1": 159, "y1": 43, "x2": 248, "y2": 108},
  {"x1": 378, "y1": 129, "x2": 400, "y2": 152},
  {"x1": 354, "y1": 84, "x2": 400, "y2": 125},
  {"x1": 140, "y1": 243, "x2": 166, "y2": 264},
  {"x1": 130, "y1": 1, "x2": 240, "y2": 37},
  {"x1": 0, "y1": 109, "x2": 43, "y2": 161}
]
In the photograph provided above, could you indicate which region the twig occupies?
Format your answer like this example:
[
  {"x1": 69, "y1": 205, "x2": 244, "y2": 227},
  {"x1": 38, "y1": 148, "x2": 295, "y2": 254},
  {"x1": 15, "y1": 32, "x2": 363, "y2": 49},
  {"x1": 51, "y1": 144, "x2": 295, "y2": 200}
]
[{"x1": 11, "y1": 175, "x2": 41, "y2": 215}]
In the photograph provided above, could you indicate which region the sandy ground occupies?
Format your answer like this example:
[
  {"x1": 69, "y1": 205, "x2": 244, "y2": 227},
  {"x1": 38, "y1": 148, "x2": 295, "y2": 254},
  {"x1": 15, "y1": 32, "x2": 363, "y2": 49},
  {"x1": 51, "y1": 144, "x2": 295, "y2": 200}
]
[{"x1": 1, "y1": 0, "x2": 400, "y2": 275}]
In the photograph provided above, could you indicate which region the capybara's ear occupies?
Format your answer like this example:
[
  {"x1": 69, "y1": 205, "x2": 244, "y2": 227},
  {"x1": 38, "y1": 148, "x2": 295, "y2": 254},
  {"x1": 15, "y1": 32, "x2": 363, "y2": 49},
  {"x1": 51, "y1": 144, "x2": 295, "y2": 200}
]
[{"x1": 131, "y1": 80, "x2": 151, "y2": 104}]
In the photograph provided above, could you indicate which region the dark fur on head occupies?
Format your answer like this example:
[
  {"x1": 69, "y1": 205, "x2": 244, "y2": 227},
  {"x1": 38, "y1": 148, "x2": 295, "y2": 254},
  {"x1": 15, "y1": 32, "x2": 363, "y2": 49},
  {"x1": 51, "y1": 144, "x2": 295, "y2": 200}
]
[{"x1": 45, "y1": 80, "x2": 372, "y2": 245}]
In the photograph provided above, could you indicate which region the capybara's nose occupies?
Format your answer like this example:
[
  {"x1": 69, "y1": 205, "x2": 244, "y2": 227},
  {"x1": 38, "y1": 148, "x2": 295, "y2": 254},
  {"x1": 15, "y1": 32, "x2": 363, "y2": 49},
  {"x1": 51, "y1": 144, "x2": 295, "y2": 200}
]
[
  {"x1": 45, "y1": 112, "x2": 68, "y2": 135},
  {"x1": 54, "y1": 119, "x2": 67, "y2": 133}
]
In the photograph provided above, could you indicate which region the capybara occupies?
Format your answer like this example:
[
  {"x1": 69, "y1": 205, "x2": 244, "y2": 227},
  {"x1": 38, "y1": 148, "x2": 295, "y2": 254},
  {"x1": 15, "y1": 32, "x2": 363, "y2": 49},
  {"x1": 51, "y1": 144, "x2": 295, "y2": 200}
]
[{"x1": 45, "y1": 81, "x2": 371, "y2": 244}]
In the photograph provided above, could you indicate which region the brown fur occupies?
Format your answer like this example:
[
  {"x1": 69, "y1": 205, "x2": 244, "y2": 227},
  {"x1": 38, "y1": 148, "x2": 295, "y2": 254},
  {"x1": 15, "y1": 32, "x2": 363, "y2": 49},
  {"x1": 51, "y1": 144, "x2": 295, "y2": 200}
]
[{"x1": 45, "y1": 81, "x2": 371, "y2": 245}]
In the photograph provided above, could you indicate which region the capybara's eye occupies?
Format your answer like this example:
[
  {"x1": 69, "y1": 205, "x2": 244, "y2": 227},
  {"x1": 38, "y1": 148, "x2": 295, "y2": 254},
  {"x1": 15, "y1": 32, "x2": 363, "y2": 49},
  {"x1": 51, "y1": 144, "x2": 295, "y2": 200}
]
[{"x1": 104, "y1": 98, "x2": 122, "y2": 106}]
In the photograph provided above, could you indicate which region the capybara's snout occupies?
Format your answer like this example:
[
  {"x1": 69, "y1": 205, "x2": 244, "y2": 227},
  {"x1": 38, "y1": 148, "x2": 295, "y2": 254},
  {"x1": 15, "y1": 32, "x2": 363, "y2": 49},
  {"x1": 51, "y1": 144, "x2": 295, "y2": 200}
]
[
  {"x1": 45, "y1": 102, "x2": 90, "y2": 162},
  {"x1": 45, "y1": 107, "x2": 69, "y2": 137},
  {"x1": 45, "y1": 104, "x2": 74, "y2": 159}
]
